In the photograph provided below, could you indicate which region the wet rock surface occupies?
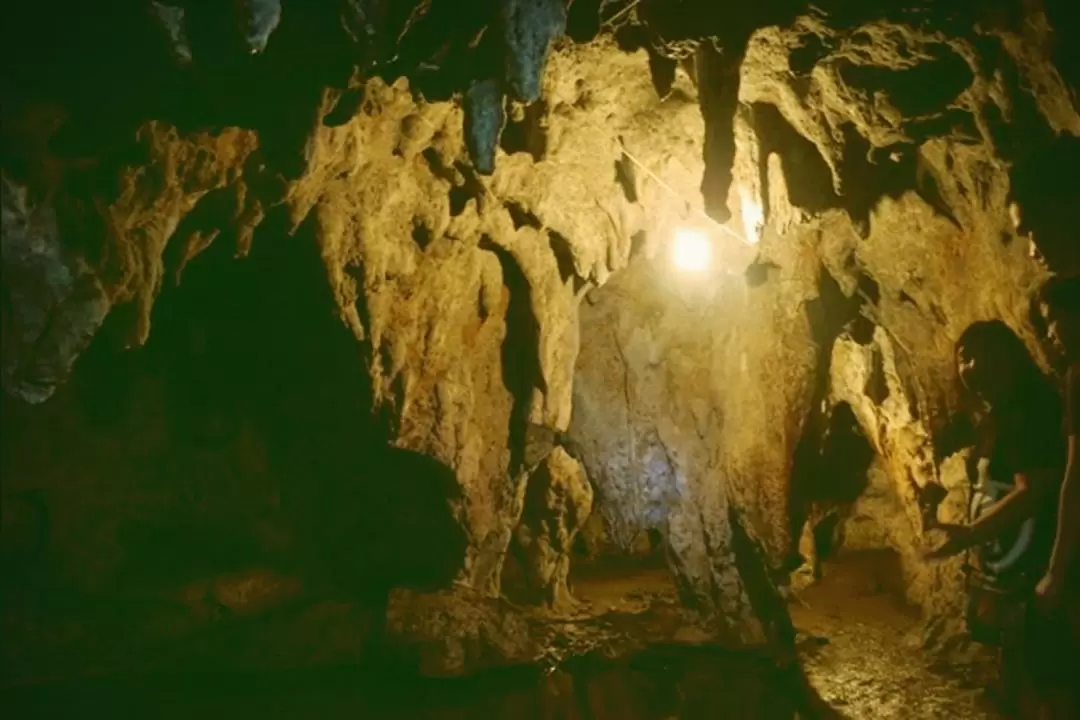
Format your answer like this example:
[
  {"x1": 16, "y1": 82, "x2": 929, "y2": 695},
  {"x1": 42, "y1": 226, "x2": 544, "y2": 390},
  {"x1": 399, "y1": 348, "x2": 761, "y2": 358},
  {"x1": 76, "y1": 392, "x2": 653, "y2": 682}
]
[{"x1": 791, "y1": 551, "x2": 999, "y2": 719}]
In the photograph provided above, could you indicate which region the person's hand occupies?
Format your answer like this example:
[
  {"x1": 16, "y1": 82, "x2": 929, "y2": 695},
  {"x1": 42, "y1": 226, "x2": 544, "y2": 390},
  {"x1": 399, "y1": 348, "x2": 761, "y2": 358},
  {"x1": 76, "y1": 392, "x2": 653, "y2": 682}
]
[
  {"x1": 1035, "y1": 571, "x2": 1064, "y2": 613},
  {"x1": 923, "y1": 523, "x2": 972, "y2": 560}
]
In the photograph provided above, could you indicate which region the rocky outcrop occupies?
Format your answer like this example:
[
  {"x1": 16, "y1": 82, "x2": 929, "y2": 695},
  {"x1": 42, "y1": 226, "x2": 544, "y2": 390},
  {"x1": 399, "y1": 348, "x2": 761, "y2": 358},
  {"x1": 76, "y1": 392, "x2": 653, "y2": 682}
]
[
  {"x1": 514, "y1": 446, "x2": 594, "y2": 607},
  {"x1": 1, "y1": 126, "x2": 261, "y2": 402}
]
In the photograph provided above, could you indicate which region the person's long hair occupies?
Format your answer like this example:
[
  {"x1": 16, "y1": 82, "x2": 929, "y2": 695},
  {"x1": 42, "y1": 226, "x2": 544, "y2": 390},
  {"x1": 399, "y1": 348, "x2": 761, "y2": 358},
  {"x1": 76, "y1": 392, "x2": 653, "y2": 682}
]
[{"x1": 955, "y1": 320, "x2": 1059, "y2": 459}]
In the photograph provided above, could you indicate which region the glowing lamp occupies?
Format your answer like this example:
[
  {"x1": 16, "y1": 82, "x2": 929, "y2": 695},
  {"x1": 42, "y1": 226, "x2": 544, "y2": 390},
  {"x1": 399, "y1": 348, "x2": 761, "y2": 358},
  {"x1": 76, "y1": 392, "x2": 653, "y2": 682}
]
[{"x1": 670, "y1": 227, "x2": 713, "y2": 272}]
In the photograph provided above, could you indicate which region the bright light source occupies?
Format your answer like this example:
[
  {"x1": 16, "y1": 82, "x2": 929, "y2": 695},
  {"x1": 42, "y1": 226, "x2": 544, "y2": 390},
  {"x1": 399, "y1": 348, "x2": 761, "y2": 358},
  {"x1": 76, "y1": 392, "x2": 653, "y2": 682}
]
[
  {"x1": 670, "y1": 227, "x2": 713, "y2": 272},
  {"x1": 739, "y1": 187, "x2": 764, "y2": 245}
]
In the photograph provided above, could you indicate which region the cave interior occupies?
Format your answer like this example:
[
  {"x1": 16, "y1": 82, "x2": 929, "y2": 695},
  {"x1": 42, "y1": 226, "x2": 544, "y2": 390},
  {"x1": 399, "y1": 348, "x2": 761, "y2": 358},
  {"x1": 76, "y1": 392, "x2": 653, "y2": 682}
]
[{"x1": 2, "y1": 1, "x2": 1079, "y2": 718}]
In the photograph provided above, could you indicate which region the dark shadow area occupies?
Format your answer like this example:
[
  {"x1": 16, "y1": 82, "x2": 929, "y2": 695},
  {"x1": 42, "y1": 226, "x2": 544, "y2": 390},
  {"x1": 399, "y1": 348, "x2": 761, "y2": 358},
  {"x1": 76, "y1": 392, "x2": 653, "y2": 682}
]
[
  {"x1": 750, "y1": 102, "x2": 838, "y2": 216},
  {"x1": 837, "y1": 45, "x2": 973, "y2": 119},
  {"x1": 615, "y1": 139, "x2": 640, "y2": 204},
  {"x1": 817, "y1": 403, "x2": 875, "y2": 506},
  {"x1": 788, "y1": 402, "x2": 876, "y2": 579},
  {"x1": 853, "y1": 271, "x2": 879, "y2": 310},
  {"x1": 730, "y1": 506, "x2": 796, "y2": 648},
  {"x1": 566, "y1": 0, "x2": 604, "y2": 42},
  {"x1": 499, "y1": 101, "x2": 549, "y2": 163},
  {"x1": 833, "y1": 128, "x2": 963, "y2": 238},
  {"x1": 1, "y1": 207, "x2": 467, "y2": 686},
  {"x1": 4, "y1": 641, "x2": 830, "y2": 719},
  {"x1": 788, "y1": 32, "x2": 835, "y2": 76},
  {"x1": 157, "y1": 208, "x2": 468, "y2": 591},
  {"x1": 803, "y1": 265, "x2": 861, "y2": 349},
  {"x1": 647, "y1": 47, "x2": 679, "y2": 99},
  {"x1": 905, "y1": 107, "x2": 981, "y2": 146},
  {"x1": 506, "y1": 200, "x2": 544, "y2": 230},
  {"x1": 934, "y1": 412, "x2": 977, "y2": 464},
  {"x1": 834, "y1": 126, "x2": 920, "y2": 237},
  {"x1": 786, "y1": 267, "x2": 872, "y2": 571},
  {"x1": 697, "y1": 41, "x2": 749, "y2": 224},
  {"x1": 969, "y1": 32, "x2": 1060, "y2": 166},
  {"x1": 1008, "y1": 133, "x2": 1080, "y2": 274},
  {"x1": 1, "y1": 3, "x2": 352, "y2": 182},
  {"x1": 412, "y1": 220, "x2": 435, "y2": 251},
  {"x1": 849, "y1": 272, "x2": 880, "y2": 345},
  {"x1": 479, "y1": 237, "x2": 542, "y2": 476},
  {"x1": 864, "y1": 347, "x2": 890, "y2": 405},
  {"x1": 1045, "y1": 0, "x2": 1080, "y2": 94},
  {"x1": 745, "y1": 256, "x2": 782, "y2": 288},
  {"x1": 449, "y1": 184, "x2": 473, "y2": 216},
  {"x1": 548, "y1": 229, "x2": 584, "y2": 290}
]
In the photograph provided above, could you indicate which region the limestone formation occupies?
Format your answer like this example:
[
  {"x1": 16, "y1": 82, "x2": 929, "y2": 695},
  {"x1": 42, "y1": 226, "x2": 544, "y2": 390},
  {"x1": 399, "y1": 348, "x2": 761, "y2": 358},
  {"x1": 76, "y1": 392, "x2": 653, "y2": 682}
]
[{"x1": 514, "y1": 446, "x2": 594, "y2": 607}]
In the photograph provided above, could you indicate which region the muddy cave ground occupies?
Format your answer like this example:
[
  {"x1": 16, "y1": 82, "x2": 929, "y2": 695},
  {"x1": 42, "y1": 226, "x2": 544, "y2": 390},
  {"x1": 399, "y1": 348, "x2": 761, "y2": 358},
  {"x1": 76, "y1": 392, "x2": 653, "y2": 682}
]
[{"x1": 3, "y1": 1, "x2": 1080, "y2": 719}]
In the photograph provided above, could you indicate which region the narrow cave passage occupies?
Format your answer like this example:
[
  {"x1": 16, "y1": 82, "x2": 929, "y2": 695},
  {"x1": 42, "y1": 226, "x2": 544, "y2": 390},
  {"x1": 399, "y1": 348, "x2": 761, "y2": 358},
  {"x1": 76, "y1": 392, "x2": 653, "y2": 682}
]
[
  {"x1": 501, "y1": 502, "x2": 679, "y2": 615},
  {"x1": 567, "y1": 525, "x2": 676, "y2": 611},
  {"x1": 785, "y1": 402, "x2": 995, "y2": 719},
  {"x1": 550, "y1": 254, "x2": 687, "y2": 621}
]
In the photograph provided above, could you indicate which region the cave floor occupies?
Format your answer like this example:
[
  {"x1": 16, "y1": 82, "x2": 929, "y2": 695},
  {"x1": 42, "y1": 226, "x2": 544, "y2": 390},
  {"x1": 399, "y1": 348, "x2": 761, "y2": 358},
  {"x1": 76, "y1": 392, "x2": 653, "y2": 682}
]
[
  {"x1": 789, "y1": 551, "x2": 999, "y2": 719},
  {"x1": 4, "y1": 556, "x2": 1003, "y2": 719}
]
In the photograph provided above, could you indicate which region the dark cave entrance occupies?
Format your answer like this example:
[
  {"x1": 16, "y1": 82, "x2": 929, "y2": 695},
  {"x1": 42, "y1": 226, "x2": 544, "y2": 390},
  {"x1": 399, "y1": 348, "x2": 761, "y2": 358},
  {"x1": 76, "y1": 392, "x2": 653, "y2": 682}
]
[
  {"x1": 569, "y1": 521, "x2": 669, "y2": 568},
  {"x1": 499, "y1": 493, "x2": 675, "y2": 610},
  {"x1": 787, "y1": 400, "x2": 910, "y2": 602},
  {"x1": 789, "y1": 402, "x2": 874, "y2": 577},
  {"x1": 562, "y1": 519, "x2": 677, "y2": 612}
]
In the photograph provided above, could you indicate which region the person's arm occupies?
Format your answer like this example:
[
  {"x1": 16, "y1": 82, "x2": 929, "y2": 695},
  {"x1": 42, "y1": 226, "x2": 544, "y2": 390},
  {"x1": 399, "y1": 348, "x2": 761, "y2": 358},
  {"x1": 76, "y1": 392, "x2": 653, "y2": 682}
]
[
  {"x1": 927, "y1": 400, "x2": 1064, "y2": 560},
  {"x1": 966, "y1": 470, "x2": 1055, "y2": 546},
  {"x1": 1046, "y1": 366, "x2": 1080, "y2": 579},
  {"x1": 1045, "y1": 438, "x2": 1079, "y2": 576},
  {"x1": 926, "y1": 469, "x2": 1056, "y2": 559}
]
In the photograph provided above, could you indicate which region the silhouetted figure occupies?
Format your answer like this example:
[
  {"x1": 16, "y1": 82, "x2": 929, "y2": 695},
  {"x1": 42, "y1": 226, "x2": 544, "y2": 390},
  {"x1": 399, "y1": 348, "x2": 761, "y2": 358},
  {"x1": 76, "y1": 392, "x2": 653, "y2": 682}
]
[
  {"x1": 925, "y1": 320, "x2": 1075, "y2": 718},
  {"x1": 1032, "y1": 276, "x2": 1080, "y2": 669}
]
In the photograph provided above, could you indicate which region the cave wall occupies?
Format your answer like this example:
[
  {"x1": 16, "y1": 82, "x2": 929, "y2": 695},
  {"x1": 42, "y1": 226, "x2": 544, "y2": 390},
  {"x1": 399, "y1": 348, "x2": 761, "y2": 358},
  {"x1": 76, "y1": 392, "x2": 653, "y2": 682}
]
[
  {"x1": 2, "y1": 29, "x2": 790, "y2": 680},
  {"x1": 725, "y1": 1, "x2": 1079, "y2": 651},
  {"x1": 570, "y1": 251, "x2": 788, "y2": 642},
  {"x1": 567, "y1": 0, "x2": 1079, "y2": 657}
]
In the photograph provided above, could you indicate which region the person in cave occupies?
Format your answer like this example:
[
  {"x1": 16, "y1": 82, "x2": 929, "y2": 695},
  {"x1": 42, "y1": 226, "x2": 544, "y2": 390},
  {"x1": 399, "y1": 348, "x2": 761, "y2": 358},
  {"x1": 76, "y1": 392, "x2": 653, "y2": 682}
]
[
  {"x1": 1033, "y1": 275, "x2": 1080, "y2": 614},
  {"x1": 925, "y1": 320, "x2": 1076, "y2": 718}
]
